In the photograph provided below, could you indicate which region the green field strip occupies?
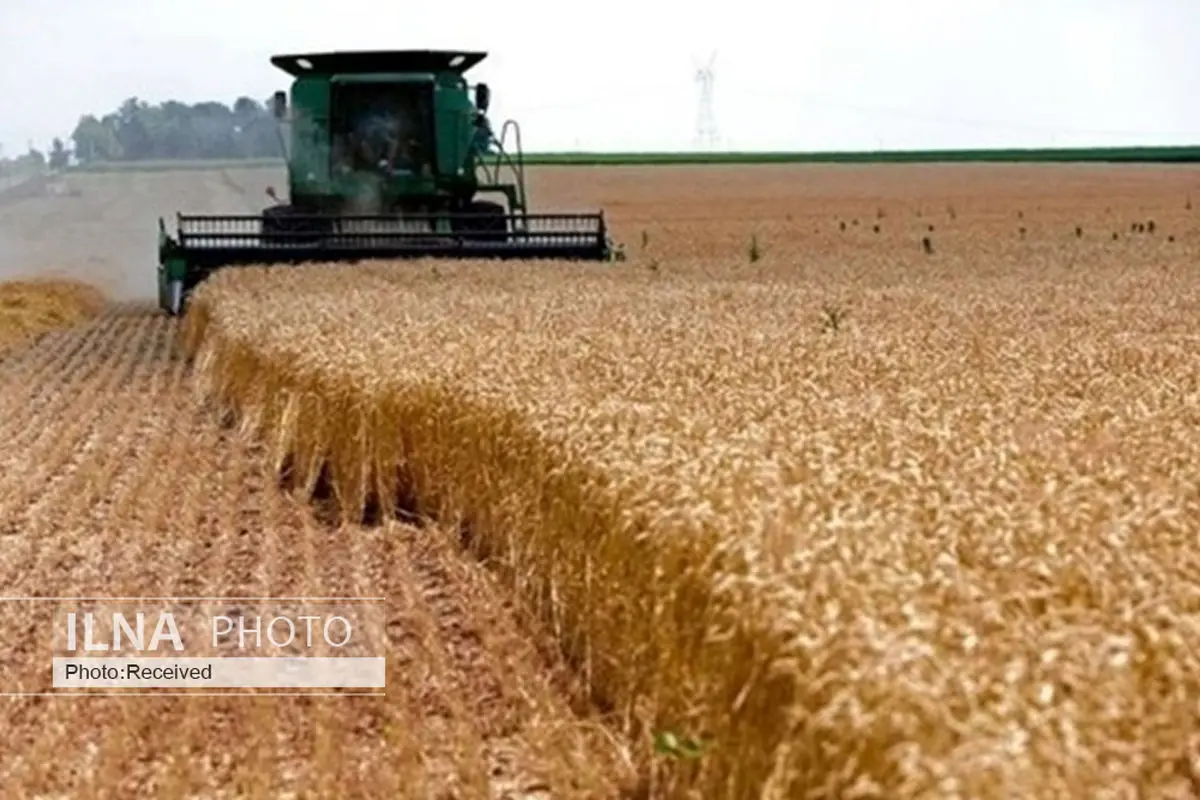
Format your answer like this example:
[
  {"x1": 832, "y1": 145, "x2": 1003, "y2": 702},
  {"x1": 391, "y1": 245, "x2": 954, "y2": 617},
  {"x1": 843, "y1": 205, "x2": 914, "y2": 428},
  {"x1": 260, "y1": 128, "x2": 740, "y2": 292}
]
[{"x1": 62, "y1": 145, "x2": 1200, "y2": 173}]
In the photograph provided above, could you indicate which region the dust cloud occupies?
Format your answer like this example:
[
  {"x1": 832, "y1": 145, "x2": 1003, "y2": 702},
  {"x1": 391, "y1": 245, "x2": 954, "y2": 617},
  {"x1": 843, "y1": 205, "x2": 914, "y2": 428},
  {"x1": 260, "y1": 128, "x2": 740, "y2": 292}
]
[{"x1": 0, "y1": 167, "x2": 282, "y2": 299}]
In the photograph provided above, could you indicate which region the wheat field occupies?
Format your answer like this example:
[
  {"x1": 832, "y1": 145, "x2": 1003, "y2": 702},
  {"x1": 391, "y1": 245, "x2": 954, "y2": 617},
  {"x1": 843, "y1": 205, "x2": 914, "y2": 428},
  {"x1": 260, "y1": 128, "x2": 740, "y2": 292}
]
[
  {"x1": 0, "y1": 278, "x2": 107, "y2": 349},
  {"x1": 2, "y1": 163, "x2": 1200, "y2": 798}
]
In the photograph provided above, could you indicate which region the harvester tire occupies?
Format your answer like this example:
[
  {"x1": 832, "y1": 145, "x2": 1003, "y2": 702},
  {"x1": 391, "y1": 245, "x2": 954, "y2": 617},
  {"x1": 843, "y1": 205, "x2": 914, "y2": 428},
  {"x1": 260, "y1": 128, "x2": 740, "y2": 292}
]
[{"x1": 451, "y1": 200, "x2": 509, "y2": 244}]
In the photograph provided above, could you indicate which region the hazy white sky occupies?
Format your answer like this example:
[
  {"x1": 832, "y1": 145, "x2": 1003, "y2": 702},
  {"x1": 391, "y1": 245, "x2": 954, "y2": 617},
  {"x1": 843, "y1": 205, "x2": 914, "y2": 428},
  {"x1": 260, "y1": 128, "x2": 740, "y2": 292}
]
[{"x1": 1, "y1": 0, "x2": 1197, "y2": 154}]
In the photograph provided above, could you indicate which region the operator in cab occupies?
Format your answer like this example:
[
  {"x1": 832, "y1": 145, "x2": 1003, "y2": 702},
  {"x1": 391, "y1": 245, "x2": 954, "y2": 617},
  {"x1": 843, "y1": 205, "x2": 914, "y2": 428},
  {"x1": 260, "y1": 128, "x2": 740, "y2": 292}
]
[{"x1": 335, "y1": 92, "x2": 427, "y2": 176}]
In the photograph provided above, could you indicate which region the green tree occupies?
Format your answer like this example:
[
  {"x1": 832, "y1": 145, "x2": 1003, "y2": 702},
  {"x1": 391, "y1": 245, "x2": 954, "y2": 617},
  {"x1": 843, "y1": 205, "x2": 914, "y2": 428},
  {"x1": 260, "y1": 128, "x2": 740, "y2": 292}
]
[
  {"x1": 71, "y1": 114, "x2": 122, "y2": 163},
  {"x1": 66, "y1": 96, "x2": 282, "y2": 163},
  {"x1": 48, "y1": 138, "x2": 70, "y2": 169}
]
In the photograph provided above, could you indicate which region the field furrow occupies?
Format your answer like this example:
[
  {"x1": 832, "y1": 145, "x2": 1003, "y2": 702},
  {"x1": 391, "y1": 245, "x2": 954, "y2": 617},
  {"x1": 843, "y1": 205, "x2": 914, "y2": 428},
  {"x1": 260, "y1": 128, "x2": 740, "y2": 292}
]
[
  {"x1": 0, "y1": 308, "x2": 631, "y2": 798},
  {"x1": 0, "y1": 316, "x2": 112, "y2": 425}
]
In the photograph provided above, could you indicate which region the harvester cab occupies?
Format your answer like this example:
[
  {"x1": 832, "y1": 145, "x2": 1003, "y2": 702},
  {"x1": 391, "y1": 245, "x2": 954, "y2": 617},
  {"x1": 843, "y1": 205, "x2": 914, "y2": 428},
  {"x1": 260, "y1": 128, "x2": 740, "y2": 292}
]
[{"x1": 156, "y1": 49, "x2": 618, "y2": 315}]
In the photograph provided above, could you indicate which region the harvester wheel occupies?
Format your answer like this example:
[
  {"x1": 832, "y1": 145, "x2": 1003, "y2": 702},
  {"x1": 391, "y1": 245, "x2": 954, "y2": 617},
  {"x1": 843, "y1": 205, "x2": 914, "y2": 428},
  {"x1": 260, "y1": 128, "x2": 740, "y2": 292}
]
[{"x1": 451, "y1": 200, "x2": 509, "y2": 244}]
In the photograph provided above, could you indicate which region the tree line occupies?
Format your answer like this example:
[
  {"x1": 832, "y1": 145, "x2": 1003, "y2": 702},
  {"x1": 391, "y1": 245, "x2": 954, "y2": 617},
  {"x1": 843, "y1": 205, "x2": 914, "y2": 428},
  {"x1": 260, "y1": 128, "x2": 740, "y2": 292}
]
[{"x1": 1, "y1": 95, "x2": 284, "y2": 173}]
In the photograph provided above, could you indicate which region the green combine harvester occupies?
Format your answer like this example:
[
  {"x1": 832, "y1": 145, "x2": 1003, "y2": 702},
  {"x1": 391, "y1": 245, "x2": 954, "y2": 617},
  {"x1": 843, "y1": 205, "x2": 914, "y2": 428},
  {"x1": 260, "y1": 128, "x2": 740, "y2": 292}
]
[{"x1": 156, "y1": 50, "x2": 618, "y2": 315}]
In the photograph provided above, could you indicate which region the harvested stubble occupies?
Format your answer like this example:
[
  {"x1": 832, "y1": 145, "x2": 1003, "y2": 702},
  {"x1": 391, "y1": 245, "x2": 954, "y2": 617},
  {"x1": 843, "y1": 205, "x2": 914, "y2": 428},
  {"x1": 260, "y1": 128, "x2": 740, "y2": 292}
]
[
  {"x1": 0, "y1": 308, "x2": 630, "y2": 797},
  {"x1": 184, "y1": 255, "x2": 1200, "y2": 799},
  {"x1": 0, "y1": 278, "x2": 106, "y2": 349}
]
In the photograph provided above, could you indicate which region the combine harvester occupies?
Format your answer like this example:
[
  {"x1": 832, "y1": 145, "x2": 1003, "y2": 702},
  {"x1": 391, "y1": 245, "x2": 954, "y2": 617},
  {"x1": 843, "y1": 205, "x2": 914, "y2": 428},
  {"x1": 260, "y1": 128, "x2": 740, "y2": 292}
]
[{"x1": 156, "y1": 50, "x2": 619, "y2": 314}]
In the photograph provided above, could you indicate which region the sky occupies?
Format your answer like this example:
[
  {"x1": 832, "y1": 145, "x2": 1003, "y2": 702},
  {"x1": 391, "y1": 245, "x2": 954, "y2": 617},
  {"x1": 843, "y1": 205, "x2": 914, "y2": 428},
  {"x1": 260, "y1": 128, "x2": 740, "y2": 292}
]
[{"x1": 1, "y1": 0, "x2": 1198, "y2": 155}]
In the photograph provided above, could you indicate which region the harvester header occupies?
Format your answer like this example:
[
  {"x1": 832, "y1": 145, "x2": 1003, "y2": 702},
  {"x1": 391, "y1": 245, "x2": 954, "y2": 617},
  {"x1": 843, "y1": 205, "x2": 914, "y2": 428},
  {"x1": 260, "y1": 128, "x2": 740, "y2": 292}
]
[{"x1": 156, "y1": 48, "x2": 618, "y2": 315}]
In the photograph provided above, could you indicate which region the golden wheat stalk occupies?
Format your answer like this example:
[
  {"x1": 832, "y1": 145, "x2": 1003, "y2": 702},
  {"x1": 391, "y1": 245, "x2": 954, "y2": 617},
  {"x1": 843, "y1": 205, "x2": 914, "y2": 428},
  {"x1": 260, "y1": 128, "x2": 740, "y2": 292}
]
[{"x1": 183, "y1": 254, "x2": 1200, "y2": 799}]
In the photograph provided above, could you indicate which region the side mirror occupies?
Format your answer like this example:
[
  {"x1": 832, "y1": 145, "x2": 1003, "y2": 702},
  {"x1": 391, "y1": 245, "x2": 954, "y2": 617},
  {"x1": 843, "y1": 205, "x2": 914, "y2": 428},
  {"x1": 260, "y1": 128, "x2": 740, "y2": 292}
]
[
  {"x1": 271, "y1": 90, "x2": 287, "y2": 119},
  {"x1": 474, "y1": 83, "x2": 490, "y2": 113}
]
